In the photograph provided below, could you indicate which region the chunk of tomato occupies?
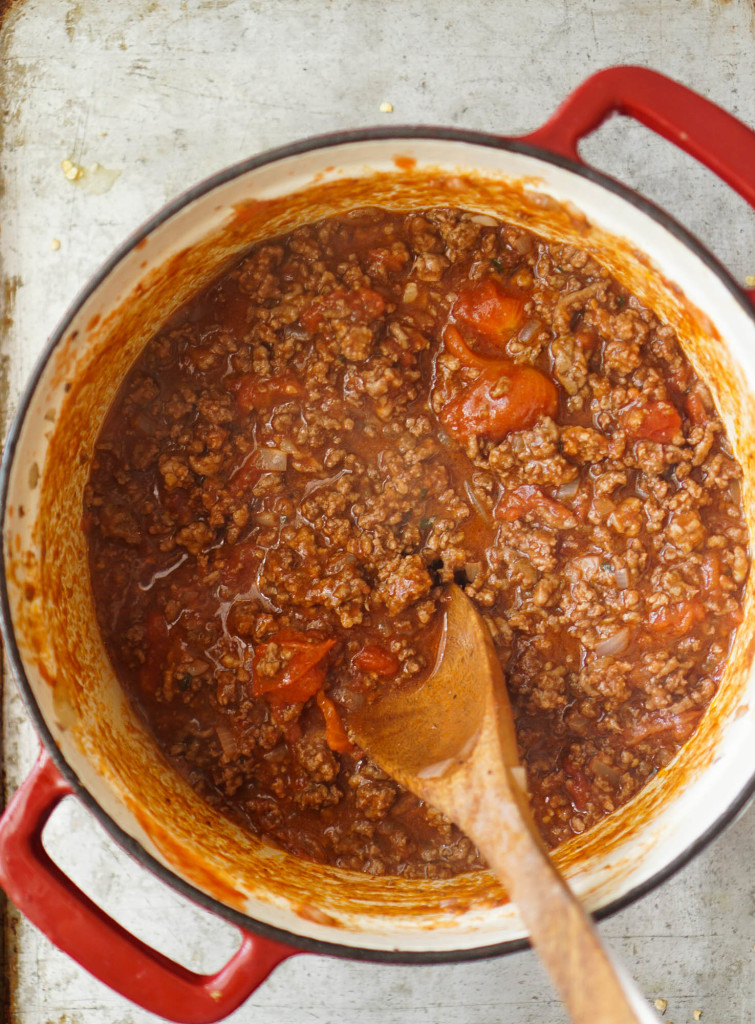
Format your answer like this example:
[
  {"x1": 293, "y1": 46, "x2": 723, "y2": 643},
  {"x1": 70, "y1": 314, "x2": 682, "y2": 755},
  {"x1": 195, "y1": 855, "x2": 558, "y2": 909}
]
[
  {"x1": 439, "y1": 362, "x2": 558, "y2": 443},
  {"x1": 233, "y1": 375, "x2": 303, "y2": 414},
  {"x1": 620, "y1": 399, "x2": 682, "y2": 444},
  {"x1": 353, "y1": 644, "x2": 400, "y2": 677},
  {"x1": 453, "y1": 278, "x2": 525, "y2": 343},
  {"x1": 495, "y1": 484, "x2": 575, "y2": 528},
  {"x1": 229, "y1": 456, "x2": 261, "y2": 495},
  {"x1": 316, "y1": 690, "x2": 354, "y2": 753},
  {"x1": 622, "y1": 708, "x2": 702, "y2": 748},
  {"x1": 647, "y1": 600, "x2": 706, "y2": 638},
  {"x1": 443, "y1": 324, "x2": 495, "y2": 369},
  {"x1": 684, "y1": 389, "x2": 708, "y2": 426},
  {"x1": 367, "y1": 248, "x2": 409, "y2": 274},
  {"x1": 302, "y1": 286, "x2": 387, "y2": 332},
  {"x1": 253, "y1": 629, "x2": 336, "y2": 705}
]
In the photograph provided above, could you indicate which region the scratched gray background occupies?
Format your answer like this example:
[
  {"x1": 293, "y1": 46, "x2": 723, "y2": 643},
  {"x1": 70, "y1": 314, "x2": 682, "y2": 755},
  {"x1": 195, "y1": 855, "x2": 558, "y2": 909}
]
[{"x1": 1, "y1": 1, "x2": 754, "y2": 1022}]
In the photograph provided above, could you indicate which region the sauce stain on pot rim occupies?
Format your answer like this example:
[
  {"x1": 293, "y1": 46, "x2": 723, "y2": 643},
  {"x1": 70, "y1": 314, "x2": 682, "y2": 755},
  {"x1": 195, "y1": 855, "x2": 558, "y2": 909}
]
[{"x1": 2, "y1": 151, "x2": 755, "y2": 956}]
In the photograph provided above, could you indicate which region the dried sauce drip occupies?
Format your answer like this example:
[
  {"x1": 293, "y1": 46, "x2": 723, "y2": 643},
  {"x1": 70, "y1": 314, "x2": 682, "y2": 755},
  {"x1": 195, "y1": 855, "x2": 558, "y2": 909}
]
[{"x1": 85, "y1": 207, "x2": 749, "y2": 877}]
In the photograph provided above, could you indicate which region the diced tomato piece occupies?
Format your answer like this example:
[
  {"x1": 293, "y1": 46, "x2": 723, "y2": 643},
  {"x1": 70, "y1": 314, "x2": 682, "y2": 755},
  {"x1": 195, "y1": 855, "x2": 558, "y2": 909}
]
[
  {"x1": 232, "y1": 375, "x2": 303, "y2": 414},
  {"x1": 301, "y1": 287, "x2": 387, "y2": 332},
  {"x1": 300, "y1": 304, "x2": 323, "y2": 334},
  {"x1": 574, "y1": 329, "x2": 598, "y2": 354},
  {"x1": 684, "y1": 389, "x2": 708, "y2": 426},
  {"x1": 345, "y1": 287, "x2": 386, "y2": 320},
  {"x1": 352, "y1": 644, "x2": 400, "y2": 677},
  {"x1": 564, "y1": 772, "x2": 592, "y2": 812},
  {"x1": 367, "y1": 248, "x2": 409, "y2": 274},
  {"x1": 225, "y1": 540, "x2": 259, "y2": 577},
  {"x1": 257, "y1": 664, "x2": 325, "y2": 706},
  {"x1": 316, "y1": 690, "x2": 353, "y2": 753},
  {"x1": 453, "y1": 278, "x2": 525, "y2": 342},
  {"x1": 266, "y1": 665, "x2": 326, "y2": 706},
  {"x1": 647, "y1": 600, "x2": 706, "y2": 637},
  {"x1": 229, "y1": 455, "x2": 261, "y2": 494},
  {"x1": 701, "y1": 551, "x2": 720, "y2": 593},
  {"x1": 253, "y1": 630, "x2": 336, "y2": 705},
  {"x1": 494, "y1": 484, "x2": 575, "y2": 528},
  {"x1": 443, "y1": 324, "x2": 497, "y2": 369},
  {"x1": 620, "y1": 399, "x2": 682, "y2": 444},
  {"x1": 439, "y1": 362, "x2": 558, "y2": 443},
  {"x1": 563, "y1": 758, "x2": 594, "y2": 813},
  {"x1": 622, "y1": 708, "x2": 702, "y2": 747}
]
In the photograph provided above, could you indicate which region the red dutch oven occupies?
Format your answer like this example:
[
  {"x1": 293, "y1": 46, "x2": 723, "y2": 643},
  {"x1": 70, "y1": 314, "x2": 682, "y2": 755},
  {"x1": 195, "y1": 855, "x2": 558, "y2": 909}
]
[{"x1": 0, "y1": 67, "x2": 754, "y2": 1023}]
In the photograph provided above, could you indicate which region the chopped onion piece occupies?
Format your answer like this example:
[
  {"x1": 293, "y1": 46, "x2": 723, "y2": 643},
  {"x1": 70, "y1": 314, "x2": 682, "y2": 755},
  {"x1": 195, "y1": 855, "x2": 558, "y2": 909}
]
[
  {"x1": 512, "y1": 233, "x2": 534, "y2": 254},
  {"x1": 464, "y1": 561, "x2": 482, "y2": 582},
  {"x1": 216, "y1": 722, "x2": 241, "y2": 760},
  {"x1": 594, "y1": 626, "x2": 631, "y2": 658},
  {"x1": 255, "y1": 448, "x2": 288, "y2": 471},
  {"x1": 557, "y1": 478, "x2": 579, "y2": 501},
  {"x1": 614, "y1": 567, "x2": 630, "y2": 589},
  {"x1": 518, "y1": 318, "x2": 542, "y2": 343},
  {"x1": 565, "y1": 555, "x2": 601, "y2": 581},
  {"x1": 464, "y1": 479, "x2": 493, "y2": 527},
  {"x1": 469, "y1": 213, "x2": 499, "y2": 226},
  {"x1": 589, "y1": 756, "x2": 621, "y2": 786}
]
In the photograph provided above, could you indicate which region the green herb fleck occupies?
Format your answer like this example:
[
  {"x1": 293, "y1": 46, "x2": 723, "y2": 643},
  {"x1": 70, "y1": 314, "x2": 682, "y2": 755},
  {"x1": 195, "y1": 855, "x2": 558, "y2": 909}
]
[
  {"x1": 177, "y1": 674, "x2": 192, "y2": 692},
  {"x1": 419, "y1": 487, "x2": 428, "y2": 499},
  {"x1": 615, "y1": 294, "x2": 626, "y2": 307},
  {"x1": 600, "y1": 561, "x2": 613, "y2": 572},
  {"x1": 419, "y1": 516, "x2": 436, "y2": 532},
  {"x1": 490, "y1": 258, "x2": 504, "y2": 272},
  {"x1": 338, "y1": 353, "x2": 347, "y2": 362}
]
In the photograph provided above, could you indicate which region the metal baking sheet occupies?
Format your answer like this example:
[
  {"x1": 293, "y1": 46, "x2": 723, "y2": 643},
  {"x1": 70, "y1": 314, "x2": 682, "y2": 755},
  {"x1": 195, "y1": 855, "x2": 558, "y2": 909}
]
[{"x1": 1, "y1": 1, "x2": 753, "y2": 1021}]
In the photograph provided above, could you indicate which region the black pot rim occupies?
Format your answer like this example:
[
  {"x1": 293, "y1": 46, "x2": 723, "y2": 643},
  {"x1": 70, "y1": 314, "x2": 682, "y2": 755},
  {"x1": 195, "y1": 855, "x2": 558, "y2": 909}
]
[{"x1": 2, "y1": 123, "x2": 754, "y2": 967}]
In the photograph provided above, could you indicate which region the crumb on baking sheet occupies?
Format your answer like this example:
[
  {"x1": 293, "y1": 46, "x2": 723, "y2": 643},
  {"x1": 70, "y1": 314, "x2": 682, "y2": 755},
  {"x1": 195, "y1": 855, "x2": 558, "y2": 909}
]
[
  {"x1": 746, "y1": 275, "x2": 755, "y2": 287},
  {"x1": 693, "y1": 1011, "x2": 702, "y2": 1021},
  {"x1": 50, "y1": 238, "x2": 61, "y2": 251},
  {"x1": 654, "y1": 998, "x2": 667, "y2": 1012},
  {"x1": 61, "y1": 158, "x2": 83, "y2": 181},
  {"x1": 379, "y1": 100, "x2": 393, "y2": 113}
]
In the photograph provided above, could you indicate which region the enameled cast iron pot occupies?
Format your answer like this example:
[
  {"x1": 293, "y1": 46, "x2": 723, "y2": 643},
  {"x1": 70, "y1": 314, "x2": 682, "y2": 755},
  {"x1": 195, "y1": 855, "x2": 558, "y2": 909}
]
[{"x1": 0, "y1": 67, "x2": 754, "y2": 1023}]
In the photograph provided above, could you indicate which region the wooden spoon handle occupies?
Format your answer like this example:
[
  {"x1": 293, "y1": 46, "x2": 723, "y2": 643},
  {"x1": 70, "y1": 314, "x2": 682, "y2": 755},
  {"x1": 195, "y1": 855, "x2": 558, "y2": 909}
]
[
  {"x1": 452, "y1": 761, "x2": 660, "y2": 1024},
  {"x1": 485, "y1": 830, "x2": 659, "y2": 1024}
]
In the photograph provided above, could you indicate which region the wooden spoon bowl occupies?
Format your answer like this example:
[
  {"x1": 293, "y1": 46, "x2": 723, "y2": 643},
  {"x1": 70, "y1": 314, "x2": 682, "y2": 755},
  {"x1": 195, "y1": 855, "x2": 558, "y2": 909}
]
[{"x1": 349, "y1": 585, "x2": 659, "y2": 1024}]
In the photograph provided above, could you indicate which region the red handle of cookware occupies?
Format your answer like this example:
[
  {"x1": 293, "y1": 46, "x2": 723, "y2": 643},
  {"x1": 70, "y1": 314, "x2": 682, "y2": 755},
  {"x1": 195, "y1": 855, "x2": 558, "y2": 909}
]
[
  {"x1": 0, "y1": 747, "x2": 296, "y2": 1023},
  {"x1": 523, "y1": 65, "x2": 755, "y2": 307}
]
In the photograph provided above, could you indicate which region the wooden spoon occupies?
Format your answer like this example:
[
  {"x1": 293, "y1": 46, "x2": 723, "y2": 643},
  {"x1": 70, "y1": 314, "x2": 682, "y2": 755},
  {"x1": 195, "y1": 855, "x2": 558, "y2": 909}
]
[{"x1": 348, "y1": 585, "x2": 660, "y2": 1024}]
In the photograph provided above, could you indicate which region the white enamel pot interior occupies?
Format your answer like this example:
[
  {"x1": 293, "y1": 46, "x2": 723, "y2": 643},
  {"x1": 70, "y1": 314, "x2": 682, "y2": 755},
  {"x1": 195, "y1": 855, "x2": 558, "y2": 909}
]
[{"x1": 3, "y1": 130, "x2": 755, "y2": 960}]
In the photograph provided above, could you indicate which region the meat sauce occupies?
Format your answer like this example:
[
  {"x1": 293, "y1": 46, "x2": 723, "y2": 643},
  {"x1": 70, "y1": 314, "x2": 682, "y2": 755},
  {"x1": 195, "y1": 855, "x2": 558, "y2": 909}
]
[{"x1": 85, "y1": 207, "x2": 748, "y2": 878}]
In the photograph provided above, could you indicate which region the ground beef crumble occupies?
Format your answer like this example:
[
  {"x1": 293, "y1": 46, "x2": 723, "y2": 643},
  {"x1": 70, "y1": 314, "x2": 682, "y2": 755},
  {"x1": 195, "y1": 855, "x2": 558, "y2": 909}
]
[{"x1": 85, "y1": 207, "x2": 748, "y2": 877}]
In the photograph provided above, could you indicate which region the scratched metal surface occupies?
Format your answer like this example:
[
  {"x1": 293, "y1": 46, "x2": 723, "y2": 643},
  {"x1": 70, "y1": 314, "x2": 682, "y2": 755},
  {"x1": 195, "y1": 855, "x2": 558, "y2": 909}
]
[{"x1": 0, "y1": 1, "x2": 754, "y2": 1022}]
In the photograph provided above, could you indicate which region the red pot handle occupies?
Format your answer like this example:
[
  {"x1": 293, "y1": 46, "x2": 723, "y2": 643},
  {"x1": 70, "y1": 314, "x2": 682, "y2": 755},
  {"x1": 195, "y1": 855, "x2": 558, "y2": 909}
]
[
  {"x1": 523, "y1": 65, "x2": 755, "y2": 307},
  {"x1": 0, "y1": 747, "x2": 296, "y2": 1023}
]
